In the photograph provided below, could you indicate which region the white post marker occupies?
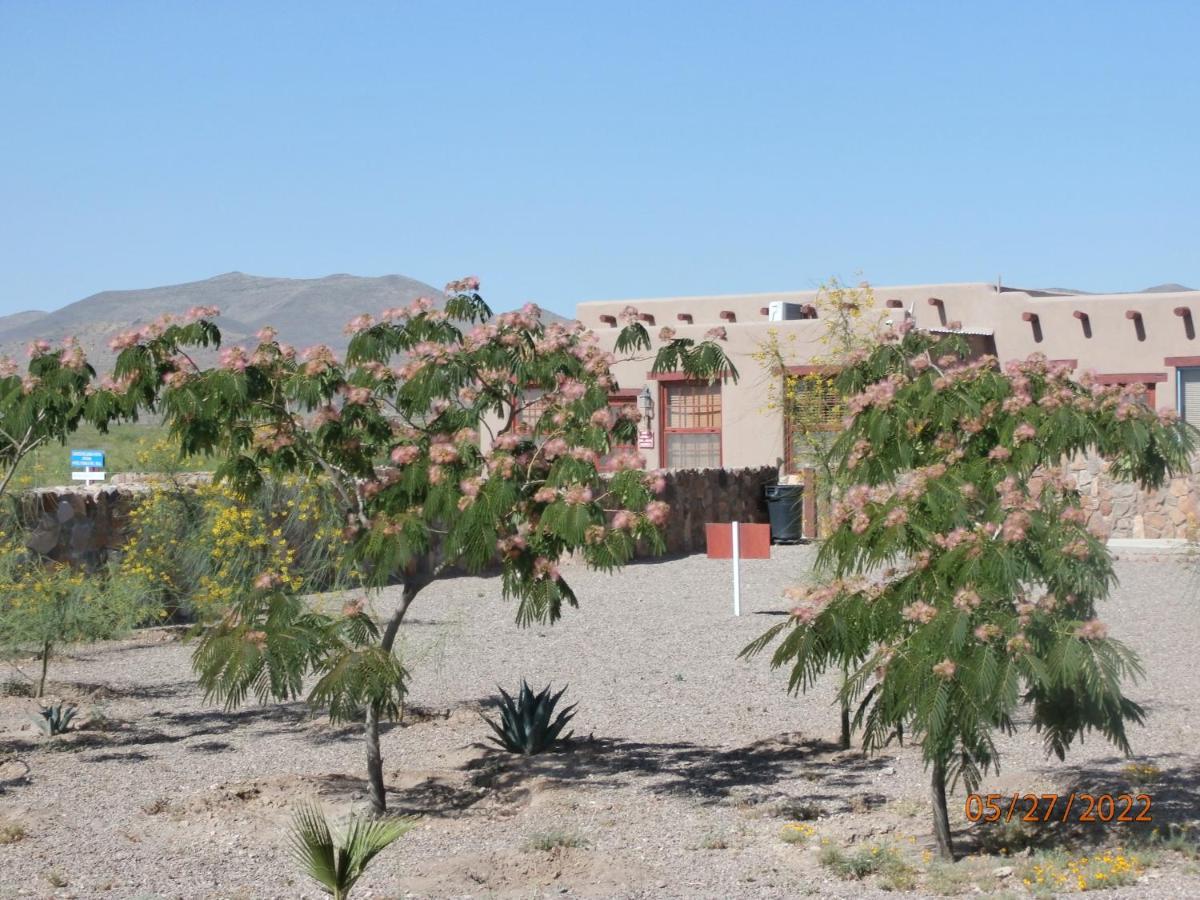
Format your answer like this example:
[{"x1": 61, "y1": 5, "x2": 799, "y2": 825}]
[{"x1": 731, "y1": 520, "x2": 741, "y2": 616}]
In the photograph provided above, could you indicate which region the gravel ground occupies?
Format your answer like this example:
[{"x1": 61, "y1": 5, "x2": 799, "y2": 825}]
[{"x1": 1, "y1": 547, "x2": 1199, "y2": 899}]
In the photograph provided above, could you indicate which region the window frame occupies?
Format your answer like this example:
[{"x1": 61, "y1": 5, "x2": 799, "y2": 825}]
[
  {"x1": 1091, "y1": 372, "x2": 1166, "y2": 409},
  {"x1": 1175, "y1": 366, "x2": 1200, "y2": 427},
  {"x1": 600, "y1": 389, "x2": 640, "y2": 471},
  {"x1": 783, "y1": 365, "x2": 842, "y2": 475},
  {"x1": 657, "y1": 377, "x2": 723, "y2": 469}
]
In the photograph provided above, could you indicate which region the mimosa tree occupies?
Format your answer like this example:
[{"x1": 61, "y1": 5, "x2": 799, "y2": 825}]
[
  {"x1": 743, "y1": 322, "x2": 1194, "y2": 858},
  {"x1": 113, "y1": 281, "x2": 733, "y2": 814},
  {"x1": 0, "y1": 337, "x2": 134, "y2": 502}
]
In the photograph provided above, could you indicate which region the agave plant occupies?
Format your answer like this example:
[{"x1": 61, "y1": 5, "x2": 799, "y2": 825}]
[
  {"x1": 34, "y1": 702, "x2": 76, "y2": 736},
  {"x1": 483, "y1": 680, "x2": 577, "y2": 755},
  {"x1": 289, "y1": 801, "x2": 416, "y2": 900}
]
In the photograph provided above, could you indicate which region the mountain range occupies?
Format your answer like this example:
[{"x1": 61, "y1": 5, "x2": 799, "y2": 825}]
[{"x1": 0, "y1": 272, "x2": 567, "y2": 370}]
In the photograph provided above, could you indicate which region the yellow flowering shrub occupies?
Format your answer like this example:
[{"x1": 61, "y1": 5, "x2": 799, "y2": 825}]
[
  {"x1": 751, "y1": 278, "x2": 884, "y2": 481},
  {"x1": 1021, "y1": 849, "x2": 1142, "y2": 892},
  {"x1": 0, "y1": 532, "x2": 154, "y2": 696},
  {"x1": 118, "y1": 475, "x2": 350, "y2": 622}
]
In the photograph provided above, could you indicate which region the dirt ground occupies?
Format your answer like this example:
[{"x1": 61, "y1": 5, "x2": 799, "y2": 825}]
[{"x1": 2, "y1": 546, "x2": 1199, "y2": 898}]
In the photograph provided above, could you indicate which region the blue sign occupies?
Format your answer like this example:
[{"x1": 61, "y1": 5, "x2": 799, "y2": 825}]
[{"x1": 70, "y1": 450, "x2": 106, "y2": 468}]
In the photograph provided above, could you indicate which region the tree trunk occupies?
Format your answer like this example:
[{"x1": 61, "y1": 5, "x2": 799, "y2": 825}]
[
  {"x1": 930, "y1": 757, "x2": 955, "y2": 859},
  {"x1": 838, "y1": 667, "x2": 852, "y2": 750},
  {"x1": 364, "y1": 702, "x2": 386, "y2": 815},
  {"x1": 36, "y1": 642, "x2": 51, "y2": 699},
  {"x1": 363, "y1": 582, "x2": 421, "y2": 816}
]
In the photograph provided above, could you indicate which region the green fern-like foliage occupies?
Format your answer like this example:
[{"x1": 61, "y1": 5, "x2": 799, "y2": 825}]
[
  {"x1": 742, "y1": 325, "x2": 1195, "y2": 853},
  {"x1": 105, "y1": 280, "x2": 728, "y2": 814},
  {"x1": 289, "y1": 801, "x2": 416, "y2": 900},
  {"x1": 483, "y1": 680, "x2": 577, "y2": 755}
]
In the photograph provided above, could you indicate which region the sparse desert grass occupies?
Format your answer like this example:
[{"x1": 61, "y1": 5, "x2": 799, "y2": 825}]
[
  {"x1": 696, "y1": 832, "x2": 733, "y2": 850},
  {"x1": 44, "y1": 870, "x2": 68, "y2": 888},
  {"x1": 1135, "y1": 824, "x2": 1200, "y2": 861},
  {"x1": 0, "y1": 820, "x2": 26, "y2": 845},
  {"x1": 974, "y1": 817, "x2": 1041, "y2": 855},
  {"x1": 0, "y1": 679, "x2": 33, "y2": 698},
  {"x1": 780, "y1": 821, "x2": 817, "y2": 845},
  {"x1": 818, "y1": 840, "x2": 917, "y2": 888},
  {"x1": 525, "y1": 829, "x2": 588, "y2": 851},
  {"x1": 141, "y1": 797, "x2": 170, "y2": 816},
  {"x1": 922, "y1": 857, "x2": 1005, "y2": 895}
]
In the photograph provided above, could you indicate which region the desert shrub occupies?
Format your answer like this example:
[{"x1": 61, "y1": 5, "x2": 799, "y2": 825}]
[
  {"x1": 0, "y1": 540, "x2": 155, "y2": 696},
  {"x1": 483, "y1": 681, "x2": 576, "y2": 755},
  {"x1": 34, "y1": 701, "x2": 77, "y2": 736},
  {"x1": 1019, "y1": 848, "x2": 1142, "y2": 893},
  {"x1": 118, "y1": 475, "x2": 351, "y2": 622},
  {"x1": 289, "y1": 801, "x2": 415, "y2": 900},
  {"x1": 780, "y1": 821, "x2": 817, "y2": 845},
  {"x1": 820, "y1": 841, "x2": 915, "y2": 886},
  {"x1": 526, "y1": 830, "x2": 588, "y2": 851}
]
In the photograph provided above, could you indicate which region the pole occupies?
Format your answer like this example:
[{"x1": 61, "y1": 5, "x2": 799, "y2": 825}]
[{"x1": 731, "y1": 520, "x2": 741, "y2": 616}]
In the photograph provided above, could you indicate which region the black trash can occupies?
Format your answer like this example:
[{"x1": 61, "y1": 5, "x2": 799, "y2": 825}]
[{"x1": 764, "y1": 483, "x2": 804, "y2": 544}]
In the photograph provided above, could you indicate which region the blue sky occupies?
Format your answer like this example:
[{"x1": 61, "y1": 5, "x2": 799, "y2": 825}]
[{"x1": 1, "y1": 1, "x2": 1197, "y2": 318}]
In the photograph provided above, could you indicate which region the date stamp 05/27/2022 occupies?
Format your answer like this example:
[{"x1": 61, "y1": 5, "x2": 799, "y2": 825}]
[{"x1": 965, "y1": 793, "x2": 1153, "y2": 825}]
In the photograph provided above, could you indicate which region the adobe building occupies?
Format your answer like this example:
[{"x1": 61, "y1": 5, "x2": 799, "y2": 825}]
[{"x1": 577, "y1": 282, "x2": 1200, "y2": 474}]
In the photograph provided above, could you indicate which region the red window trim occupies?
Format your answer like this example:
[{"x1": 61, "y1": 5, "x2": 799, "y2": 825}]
[
  {"x1": 1091, "y1": 373, "x2": 1167, "y2": 383},
  {"x1": 646, "y1": 370, "x2": 731, "y2": 381},
  {"x1": 658, "y1": 380, "x2": 722, "y2": 468},
  {"x1": 1165, "y1": 356, "x2": 1200, "y2": 367},
  {"x1": 601, "y1": 393, "x2": 639, "y2": 470},
  {"x1": 785, "y1": 364, "x2": 841, "y2": 376},
  {"x1": 1093, "y1": 374, "x2": 1163, "y2": 408}
]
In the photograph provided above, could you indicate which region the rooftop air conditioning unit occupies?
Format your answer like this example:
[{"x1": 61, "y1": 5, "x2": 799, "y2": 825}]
[{"x1": 767, "y1": 301, "x2": 808, "y2": 321}]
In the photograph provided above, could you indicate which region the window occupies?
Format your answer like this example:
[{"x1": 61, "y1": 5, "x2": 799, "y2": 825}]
[
  {"x1": 784, "y1": 368, "x2": 842, "y2": 474},
  {"x1": 514, "y1": 387, "x2": 551, "y2": 433},
  {"x1": 1092, "y1": 374, "x2": 1165, "y2": 409},
  {"x1": 1179, "y1": 368, "x2": 1200, "y2": 427},
  {"x1": 661, "y1": 381, "x2": 721, "y2": 469}
]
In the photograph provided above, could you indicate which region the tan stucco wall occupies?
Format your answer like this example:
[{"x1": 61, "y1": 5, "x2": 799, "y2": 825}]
[{"x1": 577, "y1": 282, "x2": 1200, "y2": 471}]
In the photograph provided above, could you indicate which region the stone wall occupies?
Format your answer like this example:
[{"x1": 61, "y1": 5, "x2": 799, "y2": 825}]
[
  {"x1": 654, "y1": 466, "x2": 779, "y2": 555},
  {"x1": 16, "y1": 486, "x2": 141, "y2": 569},
  {"x1": 1070, "y1": 454, "x2": 1200, "y2": 540},
  {"x1": 15, "y1": 459, "x2": 1196, "y2": 565},
  {"x1": 14, "y1": 466, "x2": 782, "y2": 565}
]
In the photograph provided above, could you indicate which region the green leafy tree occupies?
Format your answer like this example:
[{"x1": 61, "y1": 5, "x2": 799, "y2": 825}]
[
  {"x1": 0, "y1": 548, "x2": 152, "y2": 696},
  {"x1": 752, "y1": 278, "x2": 886, "y2": 747},
  {"x1": 0, "y1": 338, "x2": 133, "y2": 503},
  {"x1": 0, "y1": 337, "x2": 167, "y2": 695},
  {"x1": 743, "y1": 323, "x2": 1194, "y2": 858},
  {"x1": 113, "y1": 281, "x2": 733, "y2": 815}
]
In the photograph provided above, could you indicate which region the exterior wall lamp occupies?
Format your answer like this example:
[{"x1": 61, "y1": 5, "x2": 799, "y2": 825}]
[{"x1": 637, "y1": 386, "x2": 654, "y2": 428}]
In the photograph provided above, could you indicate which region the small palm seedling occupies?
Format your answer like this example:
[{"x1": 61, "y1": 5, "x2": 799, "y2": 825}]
[
  {"x1": 34, "y1": 702, "x2": 77, "y2": 736},
  {"x1": 289, "y1": 801, "x2": 416, "y2": 900},
  {"x1": 483, "y1": 680, "x2": 576, "y2": 755}
]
